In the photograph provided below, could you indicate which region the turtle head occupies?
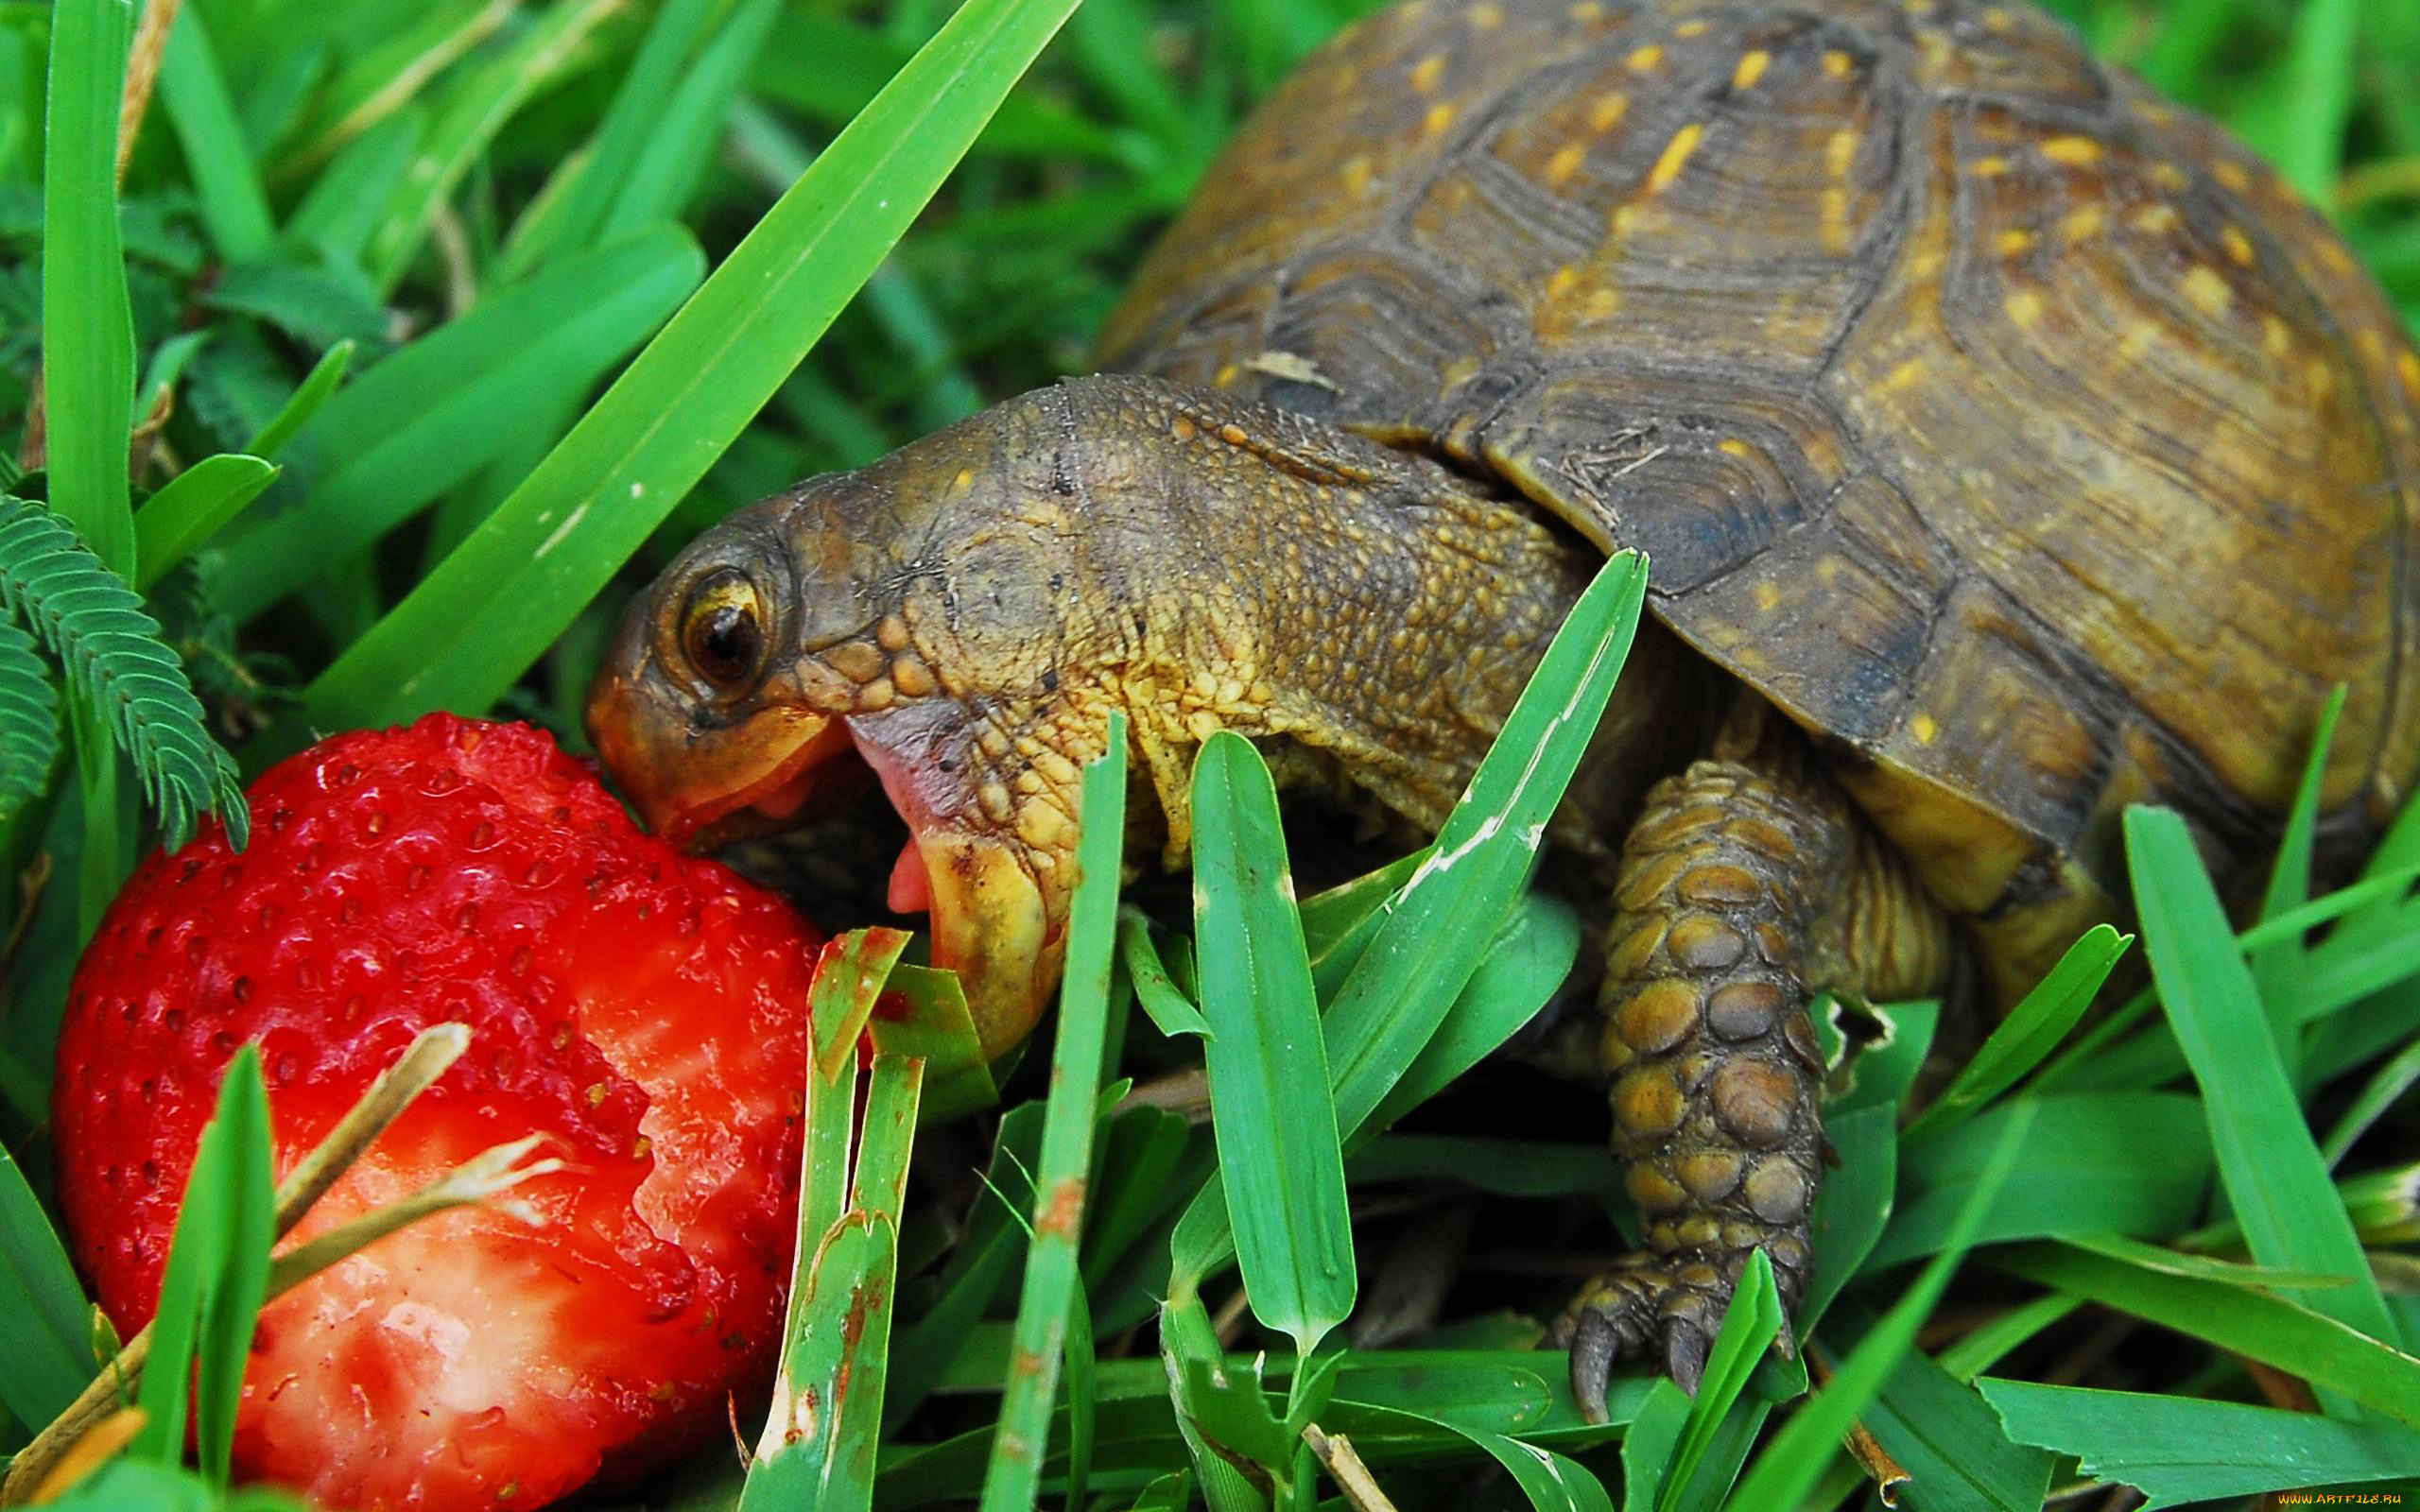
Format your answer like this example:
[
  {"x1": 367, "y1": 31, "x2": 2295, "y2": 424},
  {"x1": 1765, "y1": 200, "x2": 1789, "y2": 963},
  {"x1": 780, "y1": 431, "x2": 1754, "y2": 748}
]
[{"x1": 588, "y1": 386, "x2": 1111, "y2": 1059}]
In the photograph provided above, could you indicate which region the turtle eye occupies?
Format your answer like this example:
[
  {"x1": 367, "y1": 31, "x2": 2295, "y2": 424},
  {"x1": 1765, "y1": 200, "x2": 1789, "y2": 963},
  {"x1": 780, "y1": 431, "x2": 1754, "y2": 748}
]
[{"x1": 679, "y1": 569, "x2": 768, "y2": 692}]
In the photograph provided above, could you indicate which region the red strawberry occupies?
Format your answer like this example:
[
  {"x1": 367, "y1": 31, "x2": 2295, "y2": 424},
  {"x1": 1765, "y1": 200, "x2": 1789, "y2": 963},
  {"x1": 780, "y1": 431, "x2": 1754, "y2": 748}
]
[{"x1": 53, "y1": 714, "x2": 823, "y2": 1511}]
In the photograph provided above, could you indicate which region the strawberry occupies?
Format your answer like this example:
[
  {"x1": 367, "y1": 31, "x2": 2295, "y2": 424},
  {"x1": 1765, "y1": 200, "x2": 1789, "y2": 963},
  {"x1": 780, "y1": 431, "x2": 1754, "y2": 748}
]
[{"x1": 53, "y1": 714, "x2": 824, "y2": 1511}]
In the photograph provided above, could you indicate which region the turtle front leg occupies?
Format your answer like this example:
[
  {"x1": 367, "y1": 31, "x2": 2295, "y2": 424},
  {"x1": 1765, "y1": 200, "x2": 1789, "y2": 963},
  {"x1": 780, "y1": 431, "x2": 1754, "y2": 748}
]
[{"x1": 1560, "y1": 732, "x2": 1884, "y2": 1415}]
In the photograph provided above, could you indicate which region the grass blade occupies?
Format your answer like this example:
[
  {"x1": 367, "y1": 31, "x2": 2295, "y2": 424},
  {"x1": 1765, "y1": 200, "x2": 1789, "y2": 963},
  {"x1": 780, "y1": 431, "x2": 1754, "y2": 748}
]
[
  {"x1": 298, "y1": 0, "x2": 1087, "y2": 732},
  {"x1": 741, "y1": 1051, "x2": 925, "y2": 1511},
  {"x1": 241, "y1": 340, "x2": 354, "y2": 461},
  {"x1": 1994, "y1": 1242, "x2": 2420, "y2": 1426},
  {"x1": 1324, "y1": 551, "x2": 1647, "y2": 1134},
  {"x1": 1868, "y1": 1092, "x2": 2209, "y2": 1269},
  {"x1": 496, "y1": 0, "x2": 722, "y2": 280},
  {"x1": 1119, "y1": 907, "x2": 1212, "y2": 1040},
  {"x1": 1190, "y1": 730, "x2": 1355, "y2": 1357},
  {"x1": 1655, "y1": 1251, "x2": 1779, "y2": 1512},
  {"x1": 131, "y1": 1046, "x2": 274, "y2": 1479},
  {"x1": 362, "y1": 0, "x2": 624, "y2": 296},
  {"x1": 981, "y1": 712, "x2": 1129, "y2": 1512},
  {"x1": 2125, "y1": 805, "x2": 2400, "y2": 1366},
  {"x1": 132, "y1": 455, "x2": 277, "y2": 590},
  {"x1": 1829, "y1": 1308, "x2": 2054, "y2": 1512},
  {"x1": 159, "y1": 5, "x2": 274, "y2": 262},
  {"x1": 0, "y1": 1135, "x2": 89, "y2": 1435},
  {"x1": 1979, "y1": 1383, "x2": 2420, "y2": 1506},
  {"x1": 1364, "y1": 892, "x2": 1581, "y2": 1133},
  {"x1": 216, "y1": 227, "x2": 703, "y2": 621},
  {"x1": 42, "y1": 0, "x2": 136, "y2": 575},
  {"x1": 2253, "y1": 687, "x2": 2343, "y2": 1085},
  {"x1": 1903, "y1": 925, "x2": 2128, "y2": 1138},
  {"x1": 1721, "y1": 1104, "x2": 2031, "y2": 1512}
]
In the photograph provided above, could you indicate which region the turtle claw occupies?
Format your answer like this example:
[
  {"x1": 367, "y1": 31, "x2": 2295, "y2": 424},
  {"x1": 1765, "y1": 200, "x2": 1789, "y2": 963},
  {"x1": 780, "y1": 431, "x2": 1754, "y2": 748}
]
[{"x1": 1555, "y1": 1258, "x2": 1733, "y2": 1417}]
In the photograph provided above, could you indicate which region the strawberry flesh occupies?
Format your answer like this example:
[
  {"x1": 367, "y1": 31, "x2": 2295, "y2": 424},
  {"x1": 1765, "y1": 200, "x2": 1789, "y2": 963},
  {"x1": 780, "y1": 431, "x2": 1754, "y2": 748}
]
[{"x1": 53, "y1": 714, "x2": 823, "y2": 1510}]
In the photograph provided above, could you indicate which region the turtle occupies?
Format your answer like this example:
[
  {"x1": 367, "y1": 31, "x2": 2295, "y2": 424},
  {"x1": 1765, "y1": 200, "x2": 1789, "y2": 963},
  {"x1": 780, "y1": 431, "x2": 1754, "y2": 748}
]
[{"x1": 583, "y1": 0, "x2": 2420, "y2": 1417}]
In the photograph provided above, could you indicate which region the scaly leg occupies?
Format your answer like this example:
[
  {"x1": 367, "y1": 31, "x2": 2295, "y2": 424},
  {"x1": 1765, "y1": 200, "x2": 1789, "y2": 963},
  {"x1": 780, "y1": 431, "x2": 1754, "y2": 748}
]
[{"x1": 1561, "y1": 720, "x2": 1910, "y2": 1416}]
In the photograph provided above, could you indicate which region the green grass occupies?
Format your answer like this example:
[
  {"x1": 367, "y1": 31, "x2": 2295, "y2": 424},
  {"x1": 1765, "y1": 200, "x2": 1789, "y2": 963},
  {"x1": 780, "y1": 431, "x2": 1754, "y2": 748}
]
[{"x1": 2, "y1": 0, "x2": 2420, "y2": 1509}]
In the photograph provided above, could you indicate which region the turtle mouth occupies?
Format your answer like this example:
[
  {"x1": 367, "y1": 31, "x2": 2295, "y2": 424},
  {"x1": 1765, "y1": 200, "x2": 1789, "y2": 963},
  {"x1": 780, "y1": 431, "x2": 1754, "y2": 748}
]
[{"x1": 629, "y1": 711, "x2": 1053, "y2": 1060}]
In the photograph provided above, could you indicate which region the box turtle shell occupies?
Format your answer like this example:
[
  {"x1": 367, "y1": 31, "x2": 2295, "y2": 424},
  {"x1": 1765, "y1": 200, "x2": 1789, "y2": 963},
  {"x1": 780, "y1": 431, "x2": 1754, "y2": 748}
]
[
  {"x1": 590, "y1": 0, "x2": 2420, "y2": 1418},
  {"x1": 1099, "y1": 0, "x2": 2420, "y2": 1008}
]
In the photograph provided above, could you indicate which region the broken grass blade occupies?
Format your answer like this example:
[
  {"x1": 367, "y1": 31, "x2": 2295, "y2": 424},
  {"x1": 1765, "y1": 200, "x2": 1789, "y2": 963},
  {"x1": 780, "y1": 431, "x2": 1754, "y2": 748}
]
[
  {"x1": 979, "y1": 713, "x2": 1128, "y2": 1512},
  {"x1": 1120, "y1": 906, "x2": 1210, "y2": 1040},
  {"x1": 741, "y1": 1052, "x2": 925, "y2": 1511},
  {"x1": 1979, "y1": 1382, "x2": 2420, "y2": 1506},
  {"x1": 1190, "y1": 730, "x2": 1356, "y2": 1358}
]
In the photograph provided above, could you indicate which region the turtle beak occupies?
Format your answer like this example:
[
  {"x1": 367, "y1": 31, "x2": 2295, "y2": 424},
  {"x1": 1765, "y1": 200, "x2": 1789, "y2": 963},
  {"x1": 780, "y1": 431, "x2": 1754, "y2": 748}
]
[{"x1": 584, "y1": 662, "x2": 857, "y2": 850}]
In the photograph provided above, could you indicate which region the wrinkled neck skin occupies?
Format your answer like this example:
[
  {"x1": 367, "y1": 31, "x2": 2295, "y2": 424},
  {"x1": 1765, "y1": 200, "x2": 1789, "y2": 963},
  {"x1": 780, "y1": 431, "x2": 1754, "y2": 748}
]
[{"x1": 836, "y1": 373, "x2": 1625, "y2": 850}]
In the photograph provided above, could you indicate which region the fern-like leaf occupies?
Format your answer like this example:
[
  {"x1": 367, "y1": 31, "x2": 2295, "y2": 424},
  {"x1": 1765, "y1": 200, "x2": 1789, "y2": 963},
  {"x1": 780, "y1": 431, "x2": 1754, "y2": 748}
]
[
  {"x1": 0, "y1": 612, "x2": 59, "y2": 822},
  {"x1": 0, "y1": 498, "x2": 249, "y2": 852}
]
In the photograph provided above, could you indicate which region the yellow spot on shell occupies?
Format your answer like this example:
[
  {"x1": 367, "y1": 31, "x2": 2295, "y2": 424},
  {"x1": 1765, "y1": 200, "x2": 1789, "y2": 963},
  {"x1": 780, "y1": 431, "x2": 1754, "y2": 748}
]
[
  {"x1": 1588, "y1": 92, "x2": 1631, "y2": 130},
  {"x1": 2151, "y1": 163, "x2": 2188, "y2": 192},
  {"x1": 1410, "y1": 53, "x2": 1446, "y2": 93},
  {"x1": 1996, "y1": 228, "x2": 2034, "y2": 256},
  {"x1": 1910, "y1": 713, "x2": 1940, "y2": 745},
  {"x1": 1340, "y1": 156, "x2": 1374, "y2": 195},
  {"x1": 1882, "y1": 357, "x2": 1925, "y2": 392},
  {"x1": 1469, "y1": 1, "x2": 1502, "y2": 26},
  {"x1": 2118, "y1": 318, "x2": 2162, "y2": 360},
  {"x1": 1827, "y1": 129, "x2": 1858, "y2": 176},
  {"x1": 1628, "y1": 43, "x2": 1664, "y2": 71},
  {"x1": 2263, "y1": 315, "x2": 2293, "y2": 360},
  {"x1": 1648, "y1": 124, "x2": 1703, "y2": 193},
  {"x1": 1823, "y1": 49, "x2": 1853, "y2": 77},
  {"x1": 2308, "y1": 358, "x2": 2338, "y2": 401},
  {"x1": 1719, "y1": 438, "x2": 1751, "y2": 456},
  {"x1": 1971, "y1": 156, "x2": 2010, "y2": 178},
  {"x1": 1583, "y1": 287, "x2": 1622, "y2": 318},
  {"x1": 2180, "y1": 265, "x2": 2231, "y2": 317},
  {"x1": 1547, "y1": 264, "x2": 1580, "y2": 296},
  {"x1": 2214, "y1": 162, "x2": 2251, "y2": 192},
  {"x1": 2318, "y1": 240, "x2": 2356, "y2": 275},
  {"x1": 1547, "y1": 142, "x2": 1586, "y2": 185},
  {"x1": 2220, "y1": 225, "x2": 2255, "y2": 266},
  {"x1": 1754, "y1": 581, "x2": 1781, "y2": 611},
  {"x1": 2134, "y1": 101, "x2": 2172, "y2": 126},
  {"x1": 2004, "y1": 290, "x2": 2044, "y2": 328},
  {"x1": 1214, "y1": 363, "x2": 1239, "y2": 389},
  {"x1": 2132, "y1": 203, "x2": 2179, "y2": 234},
  {"x1": 1439, "y1": 354, "x2": 1480, "y2": 387},
  {"x1": 1981, "y1": 6, "x2": 2014, "y2": 29},
  {"x1": 2059, "y1": 205, "x2": 2105, "y2": 243},
  {"x1": 2399, "y1": 351, "x2": 2420, "y2": 393},
  {"x1": 2040, "y1": 135, "x2": 2100, "y2": 167},
  {"x1": 1424, "y1": 101, "x2": 1458, "y2": 135},
  {"x1": 1677, "y1": 17, "x2": 1711, "y2": 36},
  {"x1": 1732, "y1": 49, "x2": 1770, "y2": 89},
  {"x1": 1570, "y1": 0, "x2": 1605, "y2": 18}
]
